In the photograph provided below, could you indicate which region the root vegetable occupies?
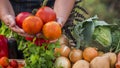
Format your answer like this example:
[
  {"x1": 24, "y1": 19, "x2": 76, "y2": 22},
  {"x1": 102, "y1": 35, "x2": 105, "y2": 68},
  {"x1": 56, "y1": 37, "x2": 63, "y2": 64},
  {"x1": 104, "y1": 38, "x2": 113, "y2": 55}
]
[
  {"x1": 83, "y1": 47, "x2": 98, "y2": 62},
  {"x1": 54, "y1": 45, "x2": 71, "y2": 57},
  {"x1": 55, "y1": 56, "x2": 71, "y2": 68},
  {"x1": 69, "y1": 49, "x2": 82, "y2": 63},
  {"x1": 90, "y1": 56, "x2": 110, "y2": 68},
  {"x1": 116, "y1": 52, "x2": 120, "y2": 68},
  {"x1": 72, "y1": 60, "x2": 89, "y2": 68},
  {"x1": 103, "y1": 52, "x2": 117, "y2": 68}
]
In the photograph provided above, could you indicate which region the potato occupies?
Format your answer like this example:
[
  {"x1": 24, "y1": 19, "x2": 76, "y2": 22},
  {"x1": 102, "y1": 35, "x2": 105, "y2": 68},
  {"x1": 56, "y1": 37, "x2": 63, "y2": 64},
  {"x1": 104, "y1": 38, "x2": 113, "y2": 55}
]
[
  {"x1": 103, "y1": 52, "x2": 117, "y2": 68},
  {"x1": 72, "y1": 60, "x2": 89, "y2": 68},
  {"x1": 90, "y1": 56, "x2": 110, "y2": 68}
]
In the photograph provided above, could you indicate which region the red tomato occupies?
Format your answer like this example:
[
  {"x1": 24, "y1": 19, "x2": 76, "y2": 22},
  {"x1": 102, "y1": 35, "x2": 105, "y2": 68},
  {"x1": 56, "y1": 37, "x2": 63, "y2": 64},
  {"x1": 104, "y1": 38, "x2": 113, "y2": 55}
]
[
  {"x1": 25, "y1": 37, "x2": 49, "y2": 46},
  {"x1": 7, "y1": 65, "x2": 13, "y2": 68},
  {"x1": 25, "y1": 37, "x2": 34, "y2": 41},
  {"x1": 9, "y1": 60, "x2": 18, "y2": 68},
  {"x1": 35, "y1": 6, "x2": 56, "y2": 24},
  {"x1": 16, "y1": 12, "x2": 31, "y2": 28},
  {"x1": 35, "y1": 38, "x2": 49, "y2": 46}
]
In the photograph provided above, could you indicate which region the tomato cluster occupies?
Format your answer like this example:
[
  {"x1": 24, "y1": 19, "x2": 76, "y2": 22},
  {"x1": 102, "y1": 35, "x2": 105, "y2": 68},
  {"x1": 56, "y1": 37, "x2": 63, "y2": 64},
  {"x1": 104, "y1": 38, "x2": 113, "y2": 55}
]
[
  {"x1": 0, "y1": 57, "x2": 24, "y2": 68},
  {"x1": 16, "y1": 6, "x2": 61, "y2": 40}
]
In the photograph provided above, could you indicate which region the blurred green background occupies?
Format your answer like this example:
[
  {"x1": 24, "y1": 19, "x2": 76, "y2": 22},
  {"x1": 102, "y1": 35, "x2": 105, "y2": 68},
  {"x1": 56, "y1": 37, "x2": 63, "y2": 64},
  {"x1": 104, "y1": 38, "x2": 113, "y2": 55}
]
[{"x1": 80, "y1": 0, "x2": 120, "y2": 23}]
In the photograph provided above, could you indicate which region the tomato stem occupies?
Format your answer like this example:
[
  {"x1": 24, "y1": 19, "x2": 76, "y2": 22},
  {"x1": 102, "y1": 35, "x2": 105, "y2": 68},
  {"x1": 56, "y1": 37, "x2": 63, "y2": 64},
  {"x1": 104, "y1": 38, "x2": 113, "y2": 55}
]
[{"x1": 42, "y1": 0, "x2": 48, "y2": 7}]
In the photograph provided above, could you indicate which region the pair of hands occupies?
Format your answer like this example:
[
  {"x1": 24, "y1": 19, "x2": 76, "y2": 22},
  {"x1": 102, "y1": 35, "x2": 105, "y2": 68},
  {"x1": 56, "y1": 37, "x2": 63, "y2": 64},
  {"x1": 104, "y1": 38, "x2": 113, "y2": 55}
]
[{"x1": 2, "y1": 15, "x2": 63, "y2": 38}]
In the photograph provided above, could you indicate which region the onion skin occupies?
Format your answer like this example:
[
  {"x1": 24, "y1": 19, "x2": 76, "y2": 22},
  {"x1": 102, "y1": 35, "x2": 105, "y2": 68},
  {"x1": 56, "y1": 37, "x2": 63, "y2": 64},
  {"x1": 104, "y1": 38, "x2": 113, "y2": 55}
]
[
  {"x1": 54, "y1": 44, "x2": 71, "y2": 57},
  {"x1": 69, "y1": 49, "x2": 82, "y2": 63},
  {"x1": 55, "y1": 56, "x2": 71, "y2": 68}
]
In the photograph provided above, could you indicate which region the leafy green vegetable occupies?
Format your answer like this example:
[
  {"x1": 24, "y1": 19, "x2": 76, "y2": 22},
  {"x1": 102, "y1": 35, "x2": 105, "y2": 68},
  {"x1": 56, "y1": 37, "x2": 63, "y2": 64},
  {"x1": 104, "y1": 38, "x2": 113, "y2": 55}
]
[
  {"x1": 71, "y1": 15, "x2": 112, "y2": 49},
  {"x1": 82, "y1": 21, "x2": 95, "y2": 44},
  {"x1": 110, "y1": 22, "x2": 120, "y2": 53},
  {"x1": 93, "y1": 26, "x2": 112, "y2": 47},
  {"x1": 23, "y1": 41, "x2": 60, "y2": 68},
  {"x1": 71, "y1": 21, "x2": 84, "y2": 48}
]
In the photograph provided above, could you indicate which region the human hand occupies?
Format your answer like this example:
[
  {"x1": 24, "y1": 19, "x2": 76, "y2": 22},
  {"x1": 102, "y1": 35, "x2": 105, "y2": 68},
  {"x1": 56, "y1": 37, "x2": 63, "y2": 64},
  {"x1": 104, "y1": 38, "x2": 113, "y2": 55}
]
[
  {"x1": 1, "y1": 15, "x2": 24, "y2": 33},
  {"x1": 1, "y1": 15, "x2": 35, "y2": 37}
]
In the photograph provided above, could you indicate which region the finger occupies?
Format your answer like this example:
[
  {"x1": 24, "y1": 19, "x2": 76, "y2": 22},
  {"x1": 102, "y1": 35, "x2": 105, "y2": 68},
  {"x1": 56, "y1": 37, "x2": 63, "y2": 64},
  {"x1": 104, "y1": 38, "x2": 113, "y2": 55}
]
[
  {"x1": 2, "y1": 15, "x2": 15, "y2": 27},
  {"x1": 9, "y1": 26, "x2": 24, "y2": 33},
  {"x1": 49, "y1": 39, "x2": 58, "y2": 43},
  {"x1": 15, "y1": 26, "x2": 25, "y2": 33},
  {"x1": 18, "y1": 33, "x2": 35, "y2": 38},
  {"x1": 7, "y1": 15, "x2": 16, "y2": 27},
  {"x1": 2, "y1": 16, "x2": 9, "y2": 26}
]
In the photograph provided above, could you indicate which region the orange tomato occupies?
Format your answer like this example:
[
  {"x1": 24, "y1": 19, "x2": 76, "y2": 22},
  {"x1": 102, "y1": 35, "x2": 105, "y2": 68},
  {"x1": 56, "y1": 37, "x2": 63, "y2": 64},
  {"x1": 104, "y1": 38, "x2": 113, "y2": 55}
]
[
  {"x1": 0, "y1": 57, "x2": 9, "y2": 67},
  {"x1": 22, "y1": 16, "x2": 43, "y2": 34},
  {"x1": 42, "y1": 21, "x2": 62, "y2": 40}
]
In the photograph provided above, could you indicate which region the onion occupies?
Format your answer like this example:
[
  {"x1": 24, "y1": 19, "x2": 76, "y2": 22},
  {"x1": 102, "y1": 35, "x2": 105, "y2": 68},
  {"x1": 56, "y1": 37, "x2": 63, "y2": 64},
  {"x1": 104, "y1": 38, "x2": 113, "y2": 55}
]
[
  {"x1": 69, "y1": 49, "x2": 82, "y2": 63},
  {"x1": 54, "y1": 44, "x2": 71, "y2": 57},
  {"x1": 55, "y1": 56, "x2": 71, "y2": 68},
  {"x1": 72, "y1": 60, "x2": 89, "y2": 68},
  {"x1": 59, "y1": 34, "x2": 69, "y2": 46},
  {"x1": 83, "y1": 47, "x2": 98, "y2": 62}
]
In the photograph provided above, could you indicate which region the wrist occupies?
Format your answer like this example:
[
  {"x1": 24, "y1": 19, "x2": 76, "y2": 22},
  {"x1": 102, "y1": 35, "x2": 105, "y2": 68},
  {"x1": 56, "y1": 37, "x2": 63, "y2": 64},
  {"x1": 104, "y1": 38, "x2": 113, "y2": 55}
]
[{"x1": 56, "y1": 17, "x2": 66, "y2": 28}]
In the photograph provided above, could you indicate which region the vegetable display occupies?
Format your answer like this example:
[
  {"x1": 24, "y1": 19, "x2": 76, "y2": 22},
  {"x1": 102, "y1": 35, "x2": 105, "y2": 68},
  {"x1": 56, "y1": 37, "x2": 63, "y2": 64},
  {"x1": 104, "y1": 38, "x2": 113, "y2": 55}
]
[
  {"x1": 0, "y1": 0, "x2": 119, "y2": 67},
  {"x1": 0, "y1": 14, "x2": 120, "y2": 68}
]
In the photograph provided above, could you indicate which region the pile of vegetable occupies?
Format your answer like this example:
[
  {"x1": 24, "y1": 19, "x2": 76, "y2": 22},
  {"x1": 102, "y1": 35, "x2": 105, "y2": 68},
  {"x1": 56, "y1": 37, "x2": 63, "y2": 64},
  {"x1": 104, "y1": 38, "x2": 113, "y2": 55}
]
[
  {"x1": 55, "y1": 15, "x2": 120, "y2": 68},
  {"x1": 0, "y1": 0, "x2": 120, "y2": 68},
  {"x1": 54, "y1": 35, "x2": 118, "y2": 68},
  {"x1": 0, "y1": 14, "x2": 120, "y2": 68}
]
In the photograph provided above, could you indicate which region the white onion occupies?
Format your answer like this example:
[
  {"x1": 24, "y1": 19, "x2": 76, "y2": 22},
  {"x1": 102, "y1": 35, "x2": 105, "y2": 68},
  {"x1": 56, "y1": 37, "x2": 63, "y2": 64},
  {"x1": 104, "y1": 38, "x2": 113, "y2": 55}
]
[{"x1": 55, "y1": 56, "x2": 71, "y2": 68}]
